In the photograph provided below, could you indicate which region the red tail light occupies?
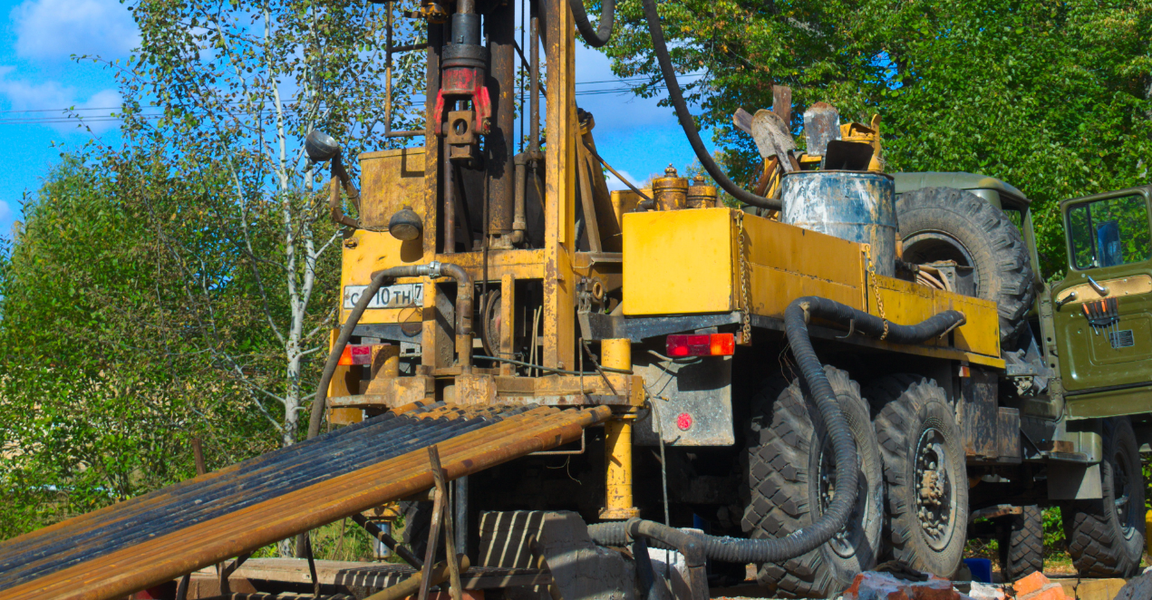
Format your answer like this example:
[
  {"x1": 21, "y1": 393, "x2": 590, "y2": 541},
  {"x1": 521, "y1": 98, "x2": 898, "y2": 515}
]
[
  {"x1": 666, "y1": 333, "x2": 736, "y2": 357},
  {"x1": 338, "y1": 344, "x2": 375, "y2": 366}
]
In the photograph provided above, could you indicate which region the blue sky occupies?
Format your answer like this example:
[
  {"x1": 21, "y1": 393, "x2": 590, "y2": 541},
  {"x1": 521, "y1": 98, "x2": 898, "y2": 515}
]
[{"x1": 0, "y1": 0, "x2": 713, "y2": 240}]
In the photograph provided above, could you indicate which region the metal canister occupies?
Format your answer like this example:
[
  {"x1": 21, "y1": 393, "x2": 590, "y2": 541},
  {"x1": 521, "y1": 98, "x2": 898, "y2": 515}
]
[
  {"x1": 780, "y1": 171, "x2": 897, "y2": 276},
  {"x1": 652, "y1": 166, "x2": 688, "y2": 211},
  {"x1": 687, "y1": 176, "x2": 718, "y2": 208}
]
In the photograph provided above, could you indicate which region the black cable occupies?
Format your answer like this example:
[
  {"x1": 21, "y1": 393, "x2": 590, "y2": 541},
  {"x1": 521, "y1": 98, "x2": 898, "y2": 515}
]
[
  {"x1": 640, "y1": 0, "x2": 780, "y2": 211},
  {"x1": 568, "y1": 0, "x2": 614, "y2": 48}
]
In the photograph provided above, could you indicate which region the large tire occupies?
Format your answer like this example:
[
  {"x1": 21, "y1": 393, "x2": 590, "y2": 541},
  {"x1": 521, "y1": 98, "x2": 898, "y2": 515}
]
[
  {"x1": 742, "y1": 366, "x2": 884, "y2": 598},
  {"x1": 999, "y1": 505, "x2": 1043, "y2": 581},
  {"x1": 399, "y1": 500, "x2": 441, "y2": 561},
  {"x1": 1063, "y1": 417, "x2": 1146, "y2": 578},
  {"x1": 868, "y1": 375, "x2": 968, "y2": 577},
  {"x1": 896, "y1": 187, "x2": 1035, "y2": 349}
]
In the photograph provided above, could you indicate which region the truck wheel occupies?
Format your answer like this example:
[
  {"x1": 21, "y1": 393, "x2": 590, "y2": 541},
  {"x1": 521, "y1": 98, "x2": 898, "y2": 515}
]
[
  {"x1": 742, "y1": 366, "x2": 884, "y2": 598},
  {"x1": 1063, "y1": 417, "x2": 1145, "y2": 578},
  {"x1": 896, "y1": 187, "x2": 1035, "y2": 349},
  {"x1": 400, "y1": 500, "x2": 438, "y2": 560},
  {"x1": 999, "y1": 505, "x2": 1043, "y2": 581},
  {"x1": 868, "y1": 375, "x2": 968, "y2": 577}
]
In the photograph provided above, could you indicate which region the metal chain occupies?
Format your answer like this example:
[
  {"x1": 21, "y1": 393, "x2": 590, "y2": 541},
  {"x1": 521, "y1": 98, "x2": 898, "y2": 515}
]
[
  {"x1": 736, "y1": 211, "x2": 752, "y2": 345},
  {"x1": 867, "y1": 254, "x2": 889, "y2": 340}
]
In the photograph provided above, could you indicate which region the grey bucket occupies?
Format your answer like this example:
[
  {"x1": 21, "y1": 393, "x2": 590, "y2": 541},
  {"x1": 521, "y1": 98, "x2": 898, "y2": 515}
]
[{"x1": 780, "y1": 171, "x2": 897, "y2": 276}]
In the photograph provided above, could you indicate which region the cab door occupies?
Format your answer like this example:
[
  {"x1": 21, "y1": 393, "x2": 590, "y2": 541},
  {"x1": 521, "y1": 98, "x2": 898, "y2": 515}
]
[{"x1": 1052, "y1": 188, "x2": 1152, "y2": 394}]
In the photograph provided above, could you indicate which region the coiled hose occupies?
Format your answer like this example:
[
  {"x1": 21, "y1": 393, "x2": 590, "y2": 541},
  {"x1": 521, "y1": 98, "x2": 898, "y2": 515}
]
[
  {"x1": 588, "y1": 296, "x2": 965, "y2": 564},
  {"x1": 639, "y1": 0, "x2": 779, "y2": 211},
  {"x1": 568, "y1": 0, "x2": 614, "y2": 47}
]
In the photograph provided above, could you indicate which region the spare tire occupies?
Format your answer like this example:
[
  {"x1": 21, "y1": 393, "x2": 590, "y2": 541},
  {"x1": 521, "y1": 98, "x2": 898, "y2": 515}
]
[{"x1": 896, "y1": 187, "x2": 1035, "y2": 348}]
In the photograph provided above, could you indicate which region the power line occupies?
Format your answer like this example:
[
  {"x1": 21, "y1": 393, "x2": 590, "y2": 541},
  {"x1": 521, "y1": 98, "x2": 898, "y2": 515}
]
[{"x1": 0, "y1": 75, "x2": 706, "y2": 125}]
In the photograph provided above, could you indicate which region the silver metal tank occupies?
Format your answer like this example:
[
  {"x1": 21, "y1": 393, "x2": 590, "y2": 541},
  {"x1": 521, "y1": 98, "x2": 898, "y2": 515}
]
[{"x1": 780, "y1": 171, "x2": 897, "y2": 276}]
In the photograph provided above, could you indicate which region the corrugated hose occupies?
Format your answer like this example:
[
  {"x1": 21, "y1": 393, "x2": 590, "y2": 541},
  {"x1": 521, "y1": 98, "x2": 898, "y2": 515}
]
[{"x1": 589, "y1": 296, "x2": 965, "y2": 564}]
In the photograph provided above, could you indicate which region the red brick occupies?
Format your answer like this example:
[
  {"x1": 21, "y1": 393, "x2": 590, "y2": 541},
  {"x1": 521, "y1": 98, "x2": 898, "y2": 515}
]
[{"x1": 1011, "y1": 572, "x2": 1051, "y2": 597}]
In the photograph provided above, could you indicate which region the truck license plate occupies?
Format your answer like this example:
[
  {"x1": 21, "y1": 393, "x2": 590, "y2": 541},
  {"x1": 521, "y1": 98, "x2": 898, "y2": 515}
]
[{"x1": 343, "y1": 283, "x2": 423, "y2": 309}]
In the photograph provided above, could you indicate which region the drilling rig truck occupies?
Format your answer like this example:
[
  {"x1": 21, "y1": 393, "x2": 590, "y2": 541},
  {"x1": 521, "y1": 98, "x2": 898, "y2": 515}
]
[{"x1": 2, "y1": 0, "x2": 1149, "y2": 599}]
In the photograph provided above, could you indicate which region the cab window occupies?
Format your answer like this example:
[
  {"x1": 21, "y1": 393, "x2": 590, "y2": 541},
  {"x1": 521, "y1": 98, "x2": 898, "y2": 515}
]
[{"x1": 1067, "y1": 194, "x2": 1151, "y2": 270}]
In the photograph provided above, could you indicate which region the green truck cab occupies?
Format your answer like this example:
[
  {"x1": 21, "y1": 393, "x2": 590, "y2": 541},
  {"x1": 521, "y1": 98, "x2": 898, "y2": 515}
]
[
  {"x1": 893, "y1": 173, "x2": 1149, "y2": 579},
  {"x1": 1052, "y1": 187, "x2": 1152, "y2": 419}
]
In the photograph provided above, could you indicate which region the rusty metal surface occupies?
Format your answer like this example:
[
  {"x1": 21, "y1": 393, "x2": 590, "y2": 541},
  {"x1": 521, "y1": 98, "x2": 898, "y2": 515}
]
[
  {"x1": 802, "y1": 101, "x2": 840, "y2": 156},
  {"x1": 0, "y1": 403, "x2": 610, "y2": 600}
]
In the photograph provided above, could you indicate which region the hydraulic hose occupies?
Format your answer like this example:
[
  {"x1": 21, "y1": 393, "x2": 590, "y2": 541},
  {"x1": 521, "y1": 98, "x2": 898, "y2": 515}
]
[
  {"x1": 568, "y1": 0, "x2": 614, "y2": 48},
  {"x1": 304, "y1": 261, "x2": 476, "y2": 440},
  {"x1": 639, "y1": 0, "x2": 780, "y2": 211},
  {"x1": 589, "y1": 297, "x2": 965, "y2": 564}
]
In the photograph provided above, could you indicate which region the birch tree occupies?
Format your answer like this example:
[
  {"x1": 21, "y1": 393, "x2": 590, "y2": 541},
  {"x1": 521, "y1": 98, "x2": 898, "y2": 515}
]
[{"x1": 110, "y1": 0, "x2": 426, "y2": 448}]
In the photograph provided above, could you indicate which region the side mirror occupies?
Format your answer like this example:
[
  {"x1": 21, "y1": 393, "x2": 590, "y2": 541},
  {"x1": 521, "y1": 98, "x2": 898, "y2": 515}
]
[{"x1": 306, "y1": 130, "x2": 341, "y2": 163}]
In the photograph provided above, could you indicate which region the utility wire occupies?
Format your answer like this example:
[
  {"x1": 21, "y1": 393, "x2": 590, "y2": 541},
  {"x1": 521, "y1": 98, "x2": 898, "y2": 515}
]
[{"x1": 0, "y1": 75, "x2": 705, "y2": 125}]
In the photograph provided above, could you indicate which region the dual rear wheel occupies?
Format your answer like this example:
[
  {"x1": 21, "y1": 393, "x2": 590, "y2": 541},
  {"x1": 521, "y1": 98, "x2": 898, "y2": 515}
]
[{"x1": 743, "y1": 369, "x2": 968, "y2": 597}]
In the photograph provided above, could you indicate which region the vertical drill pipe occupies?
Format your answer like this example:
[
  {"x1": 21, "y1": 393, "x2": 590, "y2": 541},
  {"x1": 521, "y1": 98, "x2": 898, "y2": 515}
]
[
  {"x1": 444, "y1": 159, "x2": 456, "y2": 252},
  {"x1": 599, "y1": 339, "x2": 639, "y2": 520},
  {"x1": 529, "y1": 0, "x2": 540, "y2": 156},
  {"x1": 519, "y1": 0, "x2": 526, "y2": 154},
  {"x1": 512, "y1": 154, "x2": 527, "y2": 243},
  {"x1": 486, "y1": 0, "x2": 516, "y2": 237}
]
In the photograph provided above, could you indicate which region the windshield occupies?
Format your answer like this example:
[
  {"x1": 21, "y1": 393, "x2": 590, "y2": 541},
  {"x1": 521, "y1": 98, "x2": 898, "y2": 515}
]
[{"x1": 1067, "y1": 194, "x2": 1151, "y2": 270}]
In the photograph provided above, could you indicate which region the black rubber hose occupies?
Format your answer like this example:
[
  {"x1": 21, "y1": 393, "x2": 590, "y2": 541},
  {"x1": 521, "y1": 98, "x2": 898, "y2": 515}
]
[
  {"x1": 304, "y1": 264, "x2": 437, "y2": 441},
  {"x1": 568, "y1": 0, "x2": 614, "y2": 48},
  {"x1": 640, "y1": 0, "x2": 780, "y2": 211},
  {"x1": 589, "y1": 297, "x2": 965, "y2": 563}
]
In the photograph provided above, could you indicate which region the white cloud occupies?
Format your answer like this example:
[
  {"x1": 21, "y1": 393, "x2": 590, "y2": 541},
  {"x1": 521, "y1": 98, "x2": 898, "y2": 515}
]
[
  {"x1": 0, "y1": 67, "x2": 122, "y2": 133},
  {"x1": 604, "y1": 167, "x2": 639, "y2": 191},
  {"x1": 12, "y1": 0, "x2": 140, "y2": 59}
]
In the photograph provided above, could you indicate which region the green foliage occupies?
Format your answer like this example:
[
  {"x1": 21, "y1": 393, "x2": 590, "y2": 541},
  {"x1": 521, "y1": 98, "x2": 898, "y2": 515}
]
[
  {"x1": 1, "y1": 0, "x2": 431, "y2": 545},
  {"x1": 0, "y1": 159, "x2": 276, "y2": 539},
  {"x1": 1042, "y1": 506, "x2": 1065, "y2": 555},
  {"x1": 602, "y1": 0, "x2": 1152, "y2": 277}
]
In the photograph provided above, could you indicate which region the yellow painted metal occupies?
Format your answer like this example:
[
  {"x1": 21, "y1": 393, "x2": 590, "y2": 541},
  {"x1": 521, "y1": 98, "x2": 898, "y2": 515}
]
[
  {"x1": 379, "y1": 344, "x2": 400, "y2": 378},
  {"x1": 838, "y1": 114, "x2": 884, "y2": 172},
  {"x1": 432, "y1": 248, "x2": 546, "y2": 279},
  {"x1": 866, "y1": 273, "x2": 1000, "y2": 358},
  {"x1": 340, "y1": 228, "x2": 426, "y2": 325},
  {"x1": 1147, "y1": 508, "x2": 1152, "y2": 556},
  {"x1": 542, "y1": 0, "x2": 577, "y2": 370},
  {"x1": 600, "y1": 337, "x2": 638, "y2": 519},
  {"x1": 600, "y1": 419, "x2": 640, "y2": 519},
  {"x1": 743, "y1": 213, "x2": 867, "y2": 315},
  {"x1": 359, "y1": 147, "x2": 427, "y2": 229},
  {"x1": 621, "y1": 207, "x2": 1002, "y2": 361},
  {"x1": 601, "y1": 338, "x2": 630, "y2": 373},
  {"x1": 623, "y1": 209, "x2": 867, "y2": 316},
  {"x1": 341, "y1": 148, "x2": 429, "y2": 325},
  {"x1": 622, "y1": 208, "x2": 737, "y2": 315}
]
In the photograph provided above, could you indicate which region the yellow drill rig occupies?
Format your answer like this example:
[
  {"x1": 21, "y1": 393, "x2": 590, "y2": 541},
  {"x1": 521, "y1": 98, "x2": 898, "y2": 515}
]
[{"x1": 7, "y1": 0, "x2": 1114, "y2": 598}]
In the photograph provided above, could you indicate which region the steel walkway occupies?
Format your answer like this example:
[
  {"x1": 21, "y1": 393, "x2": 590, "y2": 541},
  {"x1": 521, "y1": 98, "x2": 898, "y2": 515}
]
[{"x1": 0, "y1": 402, "x2": 611, "y2": 600}]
